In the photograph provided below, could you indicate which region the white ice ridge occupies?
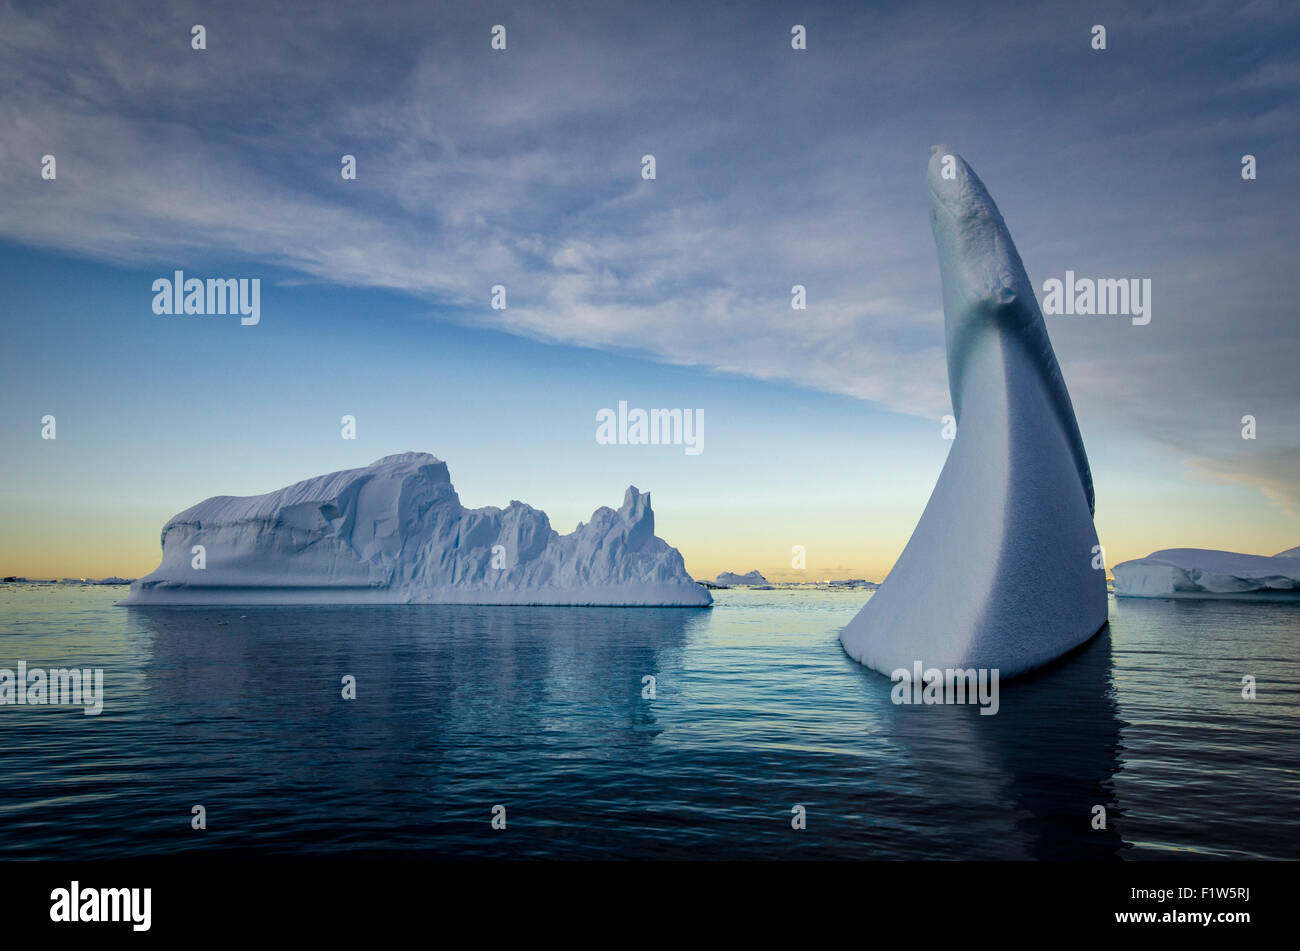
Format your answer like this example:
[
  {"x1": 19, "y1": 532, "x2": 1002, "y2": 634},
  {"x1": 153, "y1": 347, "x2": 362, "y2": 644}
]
[
  {"x1": 120, "y1": 452, "x2": 712, "y2": 606},
  {"x1": 840, "y1": 147, "x2": 1107, "y2": 679},
  {"x1": 1113, "y1": 548, "x2": 1300, "y2": 599},
  {"x1": 716, "y1": 570, "x2": 768, "y2": 586}
]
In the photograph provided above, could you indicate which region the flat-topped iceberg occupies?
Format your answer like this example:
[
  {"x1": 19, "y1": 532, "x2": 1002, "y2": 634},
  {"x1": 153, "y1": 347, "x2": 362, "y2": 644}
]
[
  {"x1": 715, "y1": 570, "x2": 768, "y2": 586},
  {"x1": 840, "y1": 147, "x2": 1107, "y2": 679},
  {"x1": 120, "y1": 452, "x2": 711, "y2": 606},
  {"x1": 1113, "y1": 548, "x2": 1300, "y2": 599}
]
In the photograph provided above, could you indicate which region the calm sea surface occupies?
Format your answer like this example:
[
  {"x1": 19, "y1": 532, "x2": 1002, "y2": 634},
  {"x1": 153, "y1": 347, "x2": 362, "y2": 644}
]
[{"x1": 1, "y1": 584, "x2": 1296, "y2": 860}]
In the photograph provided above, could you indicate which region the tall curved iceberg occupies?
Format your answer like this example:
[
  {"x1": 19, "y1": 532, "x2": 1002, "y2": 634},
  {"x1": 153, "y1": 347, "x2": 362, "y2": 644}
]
[
  {"x1": 840, "y1": 147, "x2": 1107, "y2": 679},
  {"x1": 120, "y1": 452, "x2": 711, "y2": 606}
]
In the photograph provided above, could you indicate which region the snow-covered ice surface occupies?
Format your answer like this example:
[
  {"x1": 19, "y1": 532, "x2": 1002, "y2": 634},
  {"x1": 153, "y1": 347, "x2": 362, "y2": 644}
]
[
  {"x1": 840, "y1": 147, "x2": 1107, "y2": 679},
  {"x1": 120, "y1": 452, "x2": 711, "y2": 606},
  {"x1": 716, "y1": 570, "x2": 768, "y2": 586},
  {"x1": 1113, "y1": 548, "x2": 1300, "y2": 600}
]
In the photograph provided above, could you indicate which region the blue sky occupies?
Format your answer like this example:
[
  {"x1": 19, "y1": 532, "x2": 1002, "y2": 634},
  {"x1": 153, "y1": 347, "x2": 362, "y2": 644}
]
[{"x1": 1, "y1": 0, "x2": 1297, "y2": 579}]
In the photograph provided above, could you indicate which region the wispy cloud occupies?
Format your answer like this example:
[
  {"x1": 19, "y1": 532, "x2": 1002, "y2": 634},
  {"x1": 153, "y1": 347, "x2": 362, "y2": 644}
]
[{"x1": 1, "y1": 0, "x2": 1297, "y2": 507}]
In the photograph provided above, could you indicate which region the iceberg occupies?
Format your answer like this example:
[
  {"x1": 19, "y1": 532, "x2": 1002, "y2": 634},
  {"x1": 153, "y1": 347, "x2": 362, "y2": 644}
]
[
  {"x1": 715, "y1": 570, "x2": 768, "y2": 586},
  {"x1": 1113, "y1": 548, "x2": 1300, "y2": 599},
  {"x1": 840, "y1": 147, "x2": 1107, "y2": 679},
  {"x1": 120, "y1": 452, "x2": 711, "y2": 606}
]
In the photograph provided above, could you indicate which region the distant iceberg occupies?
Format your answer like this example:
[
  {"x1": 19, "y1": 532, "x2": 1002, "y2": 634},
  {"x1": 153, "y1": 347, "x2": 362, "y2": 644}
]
[
  {"x1": 1113, "y1": 548, "x2": 1300, "y2": 600},
  {"x1": 120, "y1": 452, "x2": 711, "y2": 606},
  {"x1": 715, "y1": 570, "x2": 768, "y2": 586},
  {"x1": 840, "y1": 147, "x2": 1107, "y2": 679}
]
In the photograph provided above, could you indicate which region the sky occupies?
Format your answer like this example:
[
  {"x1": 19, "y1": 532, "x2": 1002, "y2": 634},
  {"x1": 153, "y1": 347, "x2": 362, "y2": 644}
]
[{"x1": 1, "y1": 0, "x2": 1297, "y2": 581}]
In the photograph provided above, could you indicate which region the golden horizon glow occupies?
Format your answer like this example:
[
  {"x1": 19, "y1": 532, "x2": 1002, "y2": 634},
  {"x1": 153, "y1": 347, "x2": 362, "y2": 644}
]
[{"x1": 4, "y1": 489, "x2": 1297, "y2": 585}]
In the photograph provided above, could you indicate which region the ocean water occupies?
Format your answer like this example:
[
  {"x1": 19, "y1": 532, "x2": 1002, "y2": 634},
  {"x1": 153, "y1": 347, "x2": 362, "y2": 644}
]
[{"x1": 0, "y1": 584, "x2": 1296, "y2": 860}]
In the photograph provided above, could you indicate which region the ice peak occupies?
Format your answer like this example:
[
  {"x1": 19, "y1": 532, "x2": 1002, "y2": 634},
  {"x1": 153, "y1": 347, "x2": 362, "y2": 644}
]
[
  {"x1": 370, "y1": 452, "x2": 444, "y2": 467},
  {"x1": 621, "y1": 486, "x2": 654, "y2": 524}
]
